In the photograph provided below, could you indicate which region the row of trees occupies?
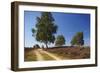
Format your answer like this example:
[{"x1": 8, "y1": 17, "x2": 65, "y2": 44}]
[{"x1": 32, "y1": 12, "x2": 84, "y2": 48}]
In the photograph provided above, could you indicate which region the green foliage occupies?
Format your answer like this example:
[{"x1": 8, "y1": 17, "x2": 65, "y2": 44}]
[
  {"x1": 55, "y1": 35, "x2": 65, "y2": 46},
  {"x1": 71, "y1": 32, "x2": 84, "y2": 46},
  {"x1": 33, "y1": 44, "x2": 40, "y2": 48},
  {"x1": 32, "y1": 12, "x2": 58, "y2": 48}
]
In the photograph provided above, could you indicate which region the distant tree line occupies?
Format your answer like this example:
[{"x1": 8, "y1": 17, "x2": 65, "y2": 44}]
[{"x1": 32, "y1": 12, "x2": 84, "y2": 48}]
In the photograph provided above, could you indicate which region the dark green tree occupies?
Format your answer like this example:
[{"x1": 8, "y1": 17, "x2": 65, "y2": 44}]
[
  {"x1": 71, "y1": 35, "x2": 77, "y2": 46},
  {"x1": 32, "y1": 12, "x2": 58, "y2": 48},
  {"x1": 71, "y1": 32, "x2": 84, "y2": 46},
  {"x1": 55, "y1": 35, "x2": 65, "y2": 46}
]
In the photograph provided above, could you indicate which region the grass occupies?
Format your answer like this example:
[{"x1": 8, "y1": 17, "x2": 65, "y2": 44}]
[
  {"x1": 51, "y1": 52, "x2": 71, "y2": 60},
  {"x1": 24, "y1": 49, "x2": 37, "y2": 61},
  {"x1": 45, "y1": 47, "x2": 90, "y2": 59},
  {"x1": 24, "y1": 46, "x2": 90, "y2": 61}
]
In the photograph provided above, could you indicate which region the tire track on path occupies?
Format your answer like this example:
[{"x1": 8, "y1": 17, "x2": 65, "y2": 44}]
[
  {"x1": 34, "y1": 50, "x2": 44, "y2": 61},
  {"x1": 38, "y1": 49, "x2": 61, "y2": 60}
]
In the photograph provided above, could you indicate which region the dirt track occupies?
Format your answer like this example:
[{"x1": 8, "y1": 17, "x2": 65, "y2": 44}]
[{"x1": 34, "y1": 49, "x2": 61, "y2": 61}]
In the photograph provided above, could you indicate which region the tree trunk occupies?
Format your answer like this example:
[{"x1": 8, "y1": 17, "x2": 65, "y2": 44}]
[{"x1": 45, "y1": 43, "x2": 48, "y2": 49}]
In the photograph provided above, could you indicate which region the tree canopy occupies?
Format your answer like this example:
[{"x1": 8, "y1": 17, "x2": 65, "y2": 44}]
[
  {"x1": 71, "y1": 32, "x2": 84, "y2": 46},
  {"x1": 55, "y1": 35, "x2": 65, "y2": 46},
  {"x1": 32, "y1": 12, "x2": 58, "y2": 48}
]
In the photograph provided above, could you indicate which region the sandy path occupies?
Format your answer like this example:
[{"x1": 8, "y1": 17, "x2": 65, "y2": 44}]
[
  {"x1": 34, "y1": 50, "x2": 44, "y2": 61},
  {"x1": 38, "y1": 49, "x2": 61, "y2": 60}
]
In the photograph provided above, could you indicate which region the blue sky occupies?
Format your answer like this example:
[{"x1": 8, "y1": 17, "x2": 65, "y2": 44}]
[{"x1": 24, "y1": 11, "x2": 90, "y2": 47}]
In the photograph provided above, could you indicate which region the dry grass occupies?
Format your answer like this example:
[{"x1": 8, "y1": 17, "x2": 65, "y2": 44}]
[
  {"x1": 24, "y1": 48, "x2": 37, "y2": 61},
  {"x1": 24, "y1": 46, "x2": 90, "y2": 61},
  {"x1": 44, "y1": 46, "x2": 90, "y2": 59}
]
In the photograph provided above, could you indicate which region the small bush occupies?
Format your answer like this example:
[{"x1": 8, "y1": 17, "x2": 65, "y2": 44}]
[{"x1": 33, "y1": 44, "x2": 40, "y2": 48}]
